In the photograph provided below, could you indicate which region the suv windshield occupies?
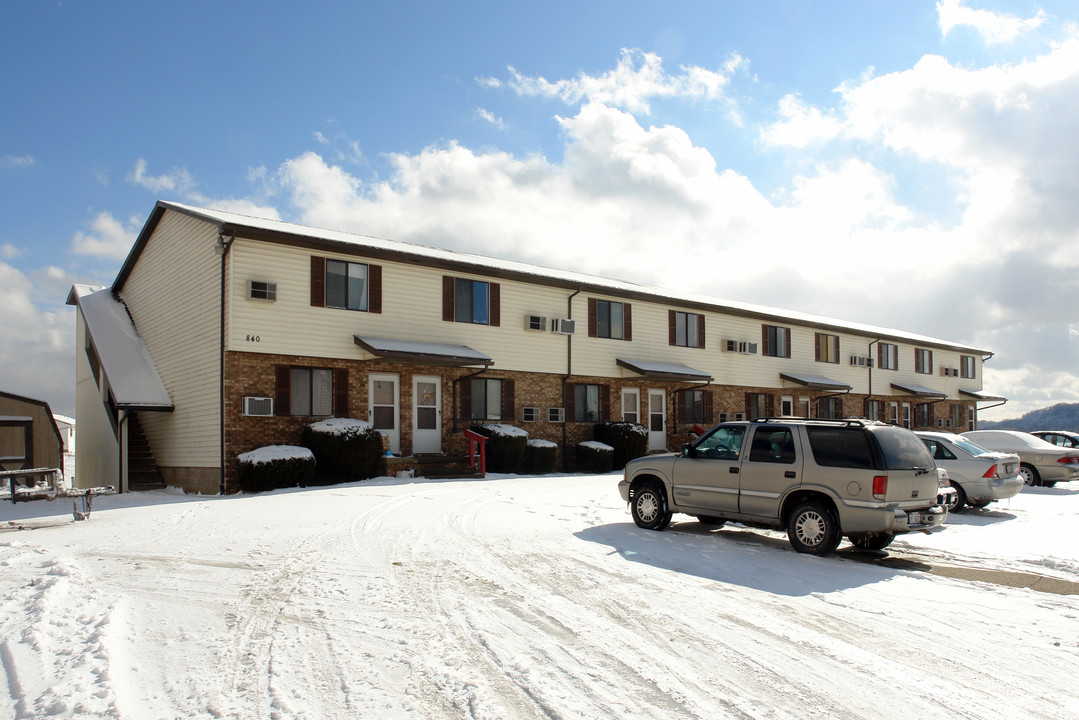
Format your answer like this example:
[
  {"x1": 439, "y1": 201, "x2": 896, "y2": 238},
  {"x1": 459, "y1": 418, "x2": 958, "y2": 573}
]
[
  {"x1": 873, "y1": 425, "x2": 935, "y2": 470},
  {"x1": 693, "y1": 425, "x2": 746, "y2": 460}
]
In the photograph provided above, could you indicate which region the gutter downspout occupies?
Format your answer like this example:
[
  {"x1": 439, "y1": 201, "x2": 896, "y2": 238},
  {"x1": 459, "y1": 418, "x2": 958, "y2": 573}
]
[
  {"x1": 974, "y1": 352, "x2": 1002, "y2": 428},
  {"x1": 561, "y1": 288, "x2": 581, "y2": 472},
  {"x1": 867, "y1": 337, "x2": 881, "y2": 420},
  {"x1": 217, "y1": 234, "x2": 233, "y2": 495},
  {"x1": 118, "y1": 409, "x2": 128, "y2": 493}
]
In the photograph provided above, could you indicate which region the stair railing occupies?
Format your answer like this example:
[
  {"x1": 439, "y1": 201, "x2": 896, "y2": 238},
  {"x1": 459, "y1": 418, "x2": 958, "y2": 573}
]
[{"x1": 462, "y1": 429, "x2": 487, "y2": 477}]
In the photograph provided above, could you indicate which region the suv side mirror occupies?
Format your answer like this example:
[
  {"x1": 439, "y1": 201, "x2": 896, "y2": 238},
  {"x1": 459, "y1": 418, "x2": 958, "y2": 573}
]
[{"x1": 682, "y1": 443, "x2": 697, "y2": 458}]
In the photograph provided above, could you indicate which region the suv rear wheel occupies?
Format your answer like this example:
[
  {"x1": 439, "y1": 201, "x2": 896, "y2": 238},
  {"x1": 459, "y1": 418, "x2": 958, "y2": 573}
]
[
  {"x1": 848, "y1": 532, "x2": 895, "y2": 551},
  {"x1": 631, "y1": 482, "x2": 672, "y2": 531},
  {"x1": 787, "y1": 500, "x2": 841, "y2": 555}
]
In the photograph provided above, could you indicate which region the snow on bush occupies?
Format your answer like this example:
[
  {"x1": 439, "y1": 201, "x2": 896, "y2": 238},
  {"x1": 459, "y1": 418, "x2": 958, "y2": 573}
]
[
  {"x1": 477, "y1": 423, "x2": 528, "y2": 438},
  {"x1": 471, "y1": 424, "x2": 528, "y2": 473},
  {"x1": 236, "y1": 445, "x2": 316, "y2": 493},
  {"x1": 526, "y1": 438, "x2": 558, "y2": 474},
  {"x1": 302, "y1": 418, "x2": 385, "y2": 482},
  {"x1": 306, "y1": 417, "x2": 376, "y2": 438},
  {"x1": 593, "y1": 421, "x2": 648, "y2": 469},
  {"x1": 576, "y1": 441, "x2": 614, "y2": 473},
  {"x1": 237, "y1": 445, "x2": 315, "y2": 466}
]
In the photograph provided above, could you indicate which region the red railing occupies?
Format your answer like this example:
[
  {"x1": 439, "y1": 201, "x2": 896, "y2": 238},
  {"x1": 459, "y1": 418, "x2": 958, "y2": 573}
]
[{"x1": 462, "y1": 429, "x2": 488, "y2": 476}]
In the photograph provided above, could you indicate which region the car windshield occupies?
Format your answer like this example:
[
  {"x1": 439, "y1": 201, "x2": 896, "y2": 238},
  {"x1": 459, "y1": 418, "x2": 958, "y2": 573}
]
[
  {"x1": 873, "y1": 426, "x2": 935, "y2": 470},
  {"x1": 953, "y1": 437, "x2": 992, "y2": 456}
]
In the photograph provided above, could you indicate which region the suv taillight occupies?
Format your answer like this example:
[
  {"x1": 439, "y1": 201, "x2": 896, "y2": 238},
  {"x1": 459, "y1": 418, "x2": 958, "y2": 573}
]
[
  {"x1": 982, "y1": 463, "x2": 998, "y2": 479},
  {"x1": 872, "y1": 475, "x2": 888, "y2": 499}
]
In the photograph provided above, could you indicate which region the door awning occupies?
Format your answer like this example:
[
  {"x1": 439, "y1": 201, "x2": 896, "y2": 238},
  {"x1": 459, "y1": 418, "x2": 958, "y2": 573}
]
[
  {"x1": 891, "y1": 381, "x2": 948, "y2": 400},
  {"x1": 354, "y1": 336, "x2": 493, "y2": 368},
  {"x1": 960, "y1": 389, "x2": 1008, "y2": 402},
  {"x1": 779, "y1": 372, "x2": 852, "y2": 391},
  {"x1": 616, "y1": 358, "x2": 713, "y2": 383}
]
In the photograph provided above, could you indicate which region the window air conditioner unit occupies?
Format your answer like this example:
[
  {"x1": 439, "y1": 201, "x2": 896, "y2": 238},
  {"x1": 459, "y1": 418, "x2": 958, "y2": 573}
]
[
  {"x1": 522, "y1": 406, "x2": 540, "y2": 422},
  {"x1": 850, "y1": 355, "x2": 868, "y2": 367},
  {"x1": 723, "y1": 339, "x2": 738, "y2": 352},
  {"x1": 548, "y1": 407, "x2": 566, "y2": 422},
  {"x1": 242, "y1": 396, "x2": 274, "y2": 417},
  {"x1": 525, "y1": 315, "x2": 547, "y2": 331},
  {"x1": 551, "y1": 318, "x2": 576, "y2": 335},
  {"x1": 734, "y1": 413, "x2": 747, "y2": 421},
  {"x1": 741, "y1": 342, "x2": 758, "y2": 354}
]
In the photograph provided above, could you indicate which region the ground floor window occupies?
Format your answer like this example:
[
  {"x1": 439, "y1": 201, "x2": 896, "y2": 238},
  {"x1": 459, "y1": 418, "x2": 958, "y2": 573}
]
[
  {"x1": 865, "y1": 399, "x2": 881, "y2": 422},
  {"x1": 916, "y1": 403, "x2": 933, "y2": 428},
  {"x1": 677, "y1": 389, "x2": 709, "y2": 424},
  {"x1": 574, "y1": 384, "x2": 601, "y2": 422},
  {"x1": 746, "y1": 393, "x2": 771, "y2": 420},
  {"x1": 817, "y1": 396, "x2": 842, "y2": 419},
  {"x1": 951, "y1": 404, "x2": 965, "y2": 429},
  {"x1": 290, "y1": 367, "x2": 333, "y2": 416},
  {"x1": 622, "y1": 389, "x2": 639, "y2": 424},
  {"x1": 469, "y1": 378, "x2": 504, "y2": 421}
]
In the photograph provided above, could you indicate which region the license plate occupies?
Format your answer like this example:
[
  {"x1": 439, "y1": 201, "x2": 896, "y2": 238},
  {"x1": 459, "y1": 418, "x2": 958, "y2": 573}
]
[{"x1": 908, "y1": 511, "x2": 922, "y2": 525}]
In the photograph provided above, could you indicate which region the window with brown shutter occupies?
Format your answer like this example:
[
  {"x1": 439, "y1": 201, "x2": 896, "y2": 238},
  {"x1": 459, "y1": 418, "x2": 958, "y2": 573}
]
[
  {"x1": 275, "y1": 366, "x2": 291, "y2": 416},
  {"x1": 445, "y1": 276, "x2": 498, "y2": 325},
  {"x1": 334, "y1": 368, "x2": 349, "y2": 416},
  {"x1": 591, "y1": 299, "x2": 629, "y2": 340}
]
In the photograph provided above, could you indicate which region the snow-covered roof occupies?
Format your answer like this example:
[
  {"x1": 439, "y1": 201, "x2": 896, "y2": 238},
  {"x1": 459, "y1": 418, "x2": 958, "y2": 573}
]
[
  {"x1": 354, "y1": 336, "x2": 493, "y2": 367},
  {"x1": 890, "y1": 381, "x2": 948, "y2": 400},
  {"x1": 779, "y1": 372, "x2": 853, "y2": 391},
  {"x1": 143, "y1": 201, "x2": 990, "y2": 355},
  {"x1": 616, "y1": 358, "x2": 713, "y2": 382},
  {"x1": 66, "y1": 285, "x2": 173, "y2": 411}
]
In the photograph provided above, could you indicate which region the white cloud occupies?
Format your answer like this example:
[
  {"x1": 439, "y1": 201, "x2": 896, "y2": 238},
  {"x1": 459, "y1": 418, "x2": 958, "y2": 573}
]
[
  {"x1": 1, "y1": 154, "x2": 36, "y2": 169},
  {"x1": 937, "y1": 0, "x2": 1045, "y2": 44},
  {"x1": 480, "y1": 48, "x2": 743, "y2": 115},
  {"x1": 1, "y1": 242, "x2": 25, "y2": 260},
  {"x1": 127, "y1": 157, "x2": 195, "y2": 194},
  {"x1": 759, "y1": 93, "x2": 844, "y2": 148},
  {"x1": 71, "y1": 212, "x2": 141, "y2": 261},
  {"x1": 476, "y1": 108, "x2": 505, "y2": 130},
  {"x1": 0, "y1": 261, "x2": 75, "y2": 415}
]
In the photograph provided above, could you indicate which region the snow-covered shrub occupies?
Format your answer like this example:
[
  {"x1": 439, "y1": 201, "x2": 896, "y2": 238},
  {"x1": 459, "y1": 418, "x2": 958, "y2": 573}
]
[
  {"x1": 576, "y1": 441, "x2": 614, "y2": 474},
  {"x1": 302, "y1": 418, "x2": 385, "y2": 483},
  {"x1": 593, "y1": 421, "x2": 648, "y2": 469},
  {"x1": 470, "y1": 424, "x2": 528, "y2": 473},
  {"x1": 525, "y1": 438, "x2": 558, "y2": 474},
  {"x1": 236, "y1": 445, "x2": 316, "y2": 493}
]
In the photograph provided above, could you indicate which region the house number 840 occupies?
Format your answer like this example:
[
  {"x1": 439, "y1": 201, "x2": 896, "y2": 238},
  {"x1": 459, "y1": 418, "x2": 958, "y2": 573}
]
[{"x1": 246, "y1": 334, "x2": 261, "y2": 342}]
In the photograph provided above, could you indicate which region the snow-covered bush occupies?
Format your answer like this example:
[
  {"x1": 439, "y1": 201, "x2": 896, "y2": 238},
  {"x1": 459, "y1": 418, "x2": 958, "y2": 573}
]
[
  {"x1": 593, "y1": 421, "x2": 647, "y2": 469},
  {"x1": 470, "y1": 424, "x2": 528, "y2": 473},
  {"x1": 525, "y1": 438, "x2": 558, "y2": 474},
  {"x1": 236, "y1": 445, "x2": 316, "y2": 493},
  {"x1": 576, "y1": 441, "x2": 614, "y2": 474},
  {"x1": 302, "y1": 418, "x2": 385, "y2": 483}
]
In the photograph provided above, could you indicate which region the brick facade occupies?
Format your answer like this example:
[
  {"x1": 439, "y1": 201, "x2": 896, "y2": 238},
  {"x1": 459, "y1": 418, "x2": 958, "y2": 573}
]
[{"x1": 220, "y1": 350, "x2": 975, "y2": 489}]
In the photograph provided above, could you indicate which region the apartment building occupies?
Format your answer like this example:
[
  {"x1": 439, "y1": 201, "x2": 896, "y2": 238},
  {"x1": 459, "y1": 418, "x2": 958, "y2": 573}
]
[{"x1": 67, "y1": 201, "x2": 1003, "y2": 493}]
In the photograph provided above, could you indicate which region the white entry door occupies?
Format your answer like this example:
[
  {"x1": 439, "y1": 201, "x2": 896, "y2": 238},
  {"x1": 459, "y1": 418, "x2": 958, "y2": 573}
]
[
  {"x1": 413, "y1": 376, "x2": 442, "y2": 454},
  {"x1": 648, "y1": 389, "x2": 666, "y2": 451},
  {"x1": 369, "y1": 373, "x2": 400, "y2": 454}
]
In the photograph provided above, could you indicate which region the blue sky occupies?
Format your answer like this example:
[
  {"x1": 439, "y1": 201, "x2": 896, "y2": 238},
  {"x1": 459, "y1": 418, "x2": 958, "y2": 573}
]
[{"x1": 2, "y1": 0, "x2": 1076, "y2": 420}]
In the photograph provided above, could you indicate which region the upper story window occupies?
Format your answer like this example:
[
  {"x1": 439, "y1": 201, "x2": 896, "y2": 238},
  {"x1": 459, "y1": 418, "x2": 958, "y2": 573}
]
[
  {"x1": 960, "y1": 355, "x2": 976, "y2": 379},
  {"x1": 762, "y1": 324, "x2": 791, "y2": 358},
  {"x1": 815, "y1": 333, "x2": 840, "y2": 364},
  {"x1": 588, "y1": 298, "x2": 632, "y2": 341},
  {"x1": 878, "y1": 342, "x2": 899, "y2": 370},
  {"x1": 670, "y1": 311, "x2": 704, "y2": 348},
  {"x1": 915, "y1": 348, "x2": 934, "y2": 375},
  {"x1": 310, "y1": 257, "x2": 382, "y2": 312},
  {"x1": 443, "y1": 276, "x2": 501, "y2": 326}
]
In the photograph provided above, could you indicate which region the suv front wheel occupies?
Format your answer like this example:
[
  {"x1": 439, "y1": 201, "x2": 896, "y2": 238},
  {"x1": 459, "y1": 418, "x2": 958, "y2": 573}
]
[
  {"x1": 631, "y1": 482, "x2": 673, "y2": 531},
  {"x1": 787, "y1": 500, "x2": 841, "y2": 555}
]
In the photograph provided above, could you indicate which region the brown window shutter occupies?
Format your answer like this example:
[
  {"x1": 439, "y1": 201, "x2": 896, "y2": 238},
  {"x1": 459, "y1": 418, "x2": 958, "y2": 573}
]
[
  {"x1": 502, "y1": 378, "x2": 514, "y2": 419},
  {"x1": 676, "y1": 391, "x2": 687, "y2": 423},
  {"x1": 784, "y1": 328, "x2": 791, "y2": 358},
  {"x1": 461, "y1": 377, "x2": 473, "y2": 420},
  {"x1": 669, "y1": 310, "x2": 677, "y2": 346},
  {"x1": 834, "y1": 397, "x2": 843, "y2": 417},
  {"x1": 623, "y1": 304, "x2": 632, "y2": 341},
  {"x1": 275, "y1": 366, "x2": 291, "y2": 416},
  {"x1": 490, "y1": 282, "x2": 500, "y2": 327},
  {"x1": 928, "y1": 351, "x2": 933, "y2": 374},
  {"x1": 832, "y1": 335, "x2": 839, "y2": 361},
  {"x1": 703, "y1": 391, "x2": 713, "y2": 422},
  {"x1": 761, "y1": 325, "x2": 770, "y2": 356},
  {"x1": 744, "y1": 393, "x2": 752, "y2": 417},
  {"x1": 565, "y1": 383, "x2": 576, "y2": 420},
  {"x1": 600, "y1": 385, "x2": 611, "y2": 421},
  {"x1": 766, "y1": 395, "x2": 775, "y2": 416},
  {"x1": 334, "y1": 368, "x2": 349, "y2": 416},
  {"x1": 442, "y1": 276, "x2": 455, "y2": 322},
  {"x1": 815, "y1": 333, "x2": 821, "y2": 362},
  {"x1": 698, "y1": 314, "x2": 706, "y2": 349},
  {"x1": 368, "y1": 265, "x2": 382, "y2": 314},
  {"x1": 588, "y1": 298, "x2": 597, "y2": 337},
  {"x1": 310, "y1": 257, "x2": 325, "y2": 307}
]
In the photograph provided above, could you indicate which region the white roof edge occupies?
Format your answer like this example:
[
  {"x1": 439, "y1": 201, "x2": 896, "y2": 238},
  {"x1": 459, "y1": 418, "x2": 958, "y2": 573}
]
[{"x1": 158, "y1": 201, "x2": 989, "y2": 354}]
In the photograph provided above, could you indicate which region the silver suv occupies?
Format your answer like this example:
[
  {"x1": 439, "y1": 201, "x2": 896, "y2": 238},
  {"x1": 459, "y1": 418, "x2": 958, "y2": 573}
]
[{"x1": 618, "y1": 418, "x2": 949, "y2": 555}]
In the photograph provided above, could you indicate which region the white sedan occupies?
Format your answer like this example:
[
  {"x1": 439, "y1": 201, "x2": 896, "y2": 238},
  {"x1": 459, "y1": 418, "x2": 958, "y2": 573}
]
[
  {"x1": 916, "y1": 431, "x2": 1023, "y2": 511},
  {"x1": 963, "y1": 429, "x2": 1079, "y2": 487}
]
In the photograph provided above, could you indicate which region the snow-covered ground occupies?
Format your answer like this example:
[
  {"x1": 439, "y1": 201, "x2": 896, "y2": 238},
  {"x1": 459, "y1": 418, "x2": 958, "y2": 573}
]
[{"x1": 1, "y1": 473, "x2": 1077, "y2": 719}]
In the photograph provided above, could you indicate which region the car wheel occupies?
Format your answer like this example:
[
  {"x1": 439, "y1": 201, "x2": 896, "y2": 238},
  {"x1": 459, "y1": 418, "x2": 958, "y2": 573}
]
[
  {"x1": 946, "y1": 482, "x2": 967, "y2": 512},
  {"x1": 631, "y1": 482, "x2": 672, "y2": 531},
  {"x1": 1018, "y1": 463, "x2": 1040, "y2": 487},
  {"x1": 1042, "y1": 481, "x2": 1057, "y2": 488},
  {"x1": 696, "y1": 516, "x2": 726, "y2": 527},
  {"x1": 787, "y1": 500, "x2": 841, "y2": 556},
  {"x1": 968, "y1": 499, "x2": 992, "y2": 509},
  {"x1": 848, "y1": 533, "x2": 895, "y2": 551}
]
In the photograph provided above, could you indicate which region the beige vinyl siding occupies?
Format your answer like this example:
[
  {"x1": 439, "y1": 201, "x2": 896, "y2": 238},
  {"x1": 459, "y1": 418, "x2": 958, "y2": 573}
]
[
  {"x1": 120, "y1": 212, "x2": 221, "y2": 468},
  {"x1": 228, "y1": 241, "x2": 575, "y2": 375},
  {"x1": 72, "y1": 306, "x2": 119, "y2": 488}
]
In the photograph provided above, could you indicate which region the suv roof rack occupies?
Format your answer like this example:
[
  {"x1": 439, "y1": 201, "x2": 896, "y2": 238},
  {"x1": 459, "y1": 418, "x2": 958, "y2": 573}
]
[{"x1": 754, "y1": 417, "x2": 870, "y2": 428}]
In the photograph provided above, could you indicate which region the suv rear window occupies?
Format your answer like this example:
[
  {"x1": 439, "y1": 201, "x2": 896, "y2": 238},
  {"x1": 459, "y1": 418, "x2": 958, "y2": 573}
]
[
  {"x1": 805, "y1": 427, "x2": 875, "y2": 469},
  {"x1": 873, "y1": 425, "x2": 935, "y2": 470}
]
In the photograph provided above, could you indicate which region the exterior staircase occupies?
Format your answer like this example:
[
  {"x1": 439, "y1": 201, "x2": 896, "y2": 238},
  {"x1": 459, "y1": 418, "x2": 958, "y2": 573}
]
[{"x1": 126, "y1": 413, "x2": 165, "y2": 491}]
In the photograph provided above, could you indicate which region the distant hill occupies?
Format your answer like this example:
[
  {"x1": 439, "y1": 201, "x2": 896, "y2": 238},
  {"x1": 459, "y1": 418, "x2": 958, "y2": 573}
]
[{"x1": 979, "y1": 402, "x2": 1079, "y2": 432}]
